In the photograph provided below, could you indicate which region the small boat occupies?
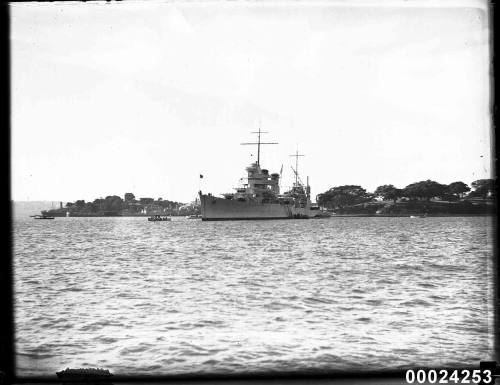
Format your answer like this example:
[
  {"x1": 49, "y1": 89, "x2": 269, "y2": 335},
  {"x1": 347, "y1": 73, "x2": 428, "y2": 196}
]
[
  {"x1": 56, "y1": 367, "x2": 113, "y2": 380},
  {"x1": 186, "y1": 214, "x2": 201, "y2": 219},
  {"x1": 148, "y1": 215, "x2": 171, "y2": 221},
  {"x1": 33, "y1": 215, "x2": 55, "y2": 220}
]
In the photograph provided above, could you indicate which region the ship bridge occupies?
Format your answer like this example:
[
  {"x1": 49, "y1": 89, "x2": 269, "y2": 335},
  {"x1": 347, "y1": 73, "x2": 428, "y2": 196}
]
[
  {"x1": 237, "y1": 128, "x2": 280, "y2": 203},
  {"x1": 244, "y1": 162, "x2": 280, "y2": 201}
]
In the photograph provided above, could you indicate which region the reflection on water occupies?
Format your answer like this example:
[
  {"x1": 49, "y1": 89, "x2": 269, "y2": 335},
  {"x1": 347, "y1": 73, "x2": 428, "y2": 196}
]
[{"x1": 13, "y1": 216, "x2": 495, "y2": 375}]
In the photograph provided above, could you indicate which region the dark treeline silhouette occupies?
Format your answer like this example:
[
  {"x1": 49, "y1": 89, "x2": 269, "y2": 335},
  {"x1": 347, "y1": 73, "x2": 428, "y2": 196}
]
[
  {"x1": 316, "y1": 179, "x2": 495, "y2": 215},
  {"x1": 42, "y1": 193, "x2": 201, "y2": 217},
  {"x1": 66, "y1": 193, "x2": 183, "y2": 215}
]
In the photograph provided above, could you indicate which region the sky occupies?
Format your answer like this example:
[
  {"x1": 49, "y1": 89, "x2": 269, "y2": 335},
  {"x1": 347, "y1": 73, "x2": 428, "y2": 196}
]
[{"x1": 11, "y1": 0, "x2": 492, "y2": 203}]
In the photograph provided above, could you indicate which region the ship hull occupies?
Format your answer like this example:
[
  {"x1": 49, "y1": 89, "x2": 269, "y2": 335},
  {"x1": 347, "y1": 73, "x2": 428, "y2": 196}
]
[{"x1": 200, "y1": 194, "x2": 310, "y2": 221}]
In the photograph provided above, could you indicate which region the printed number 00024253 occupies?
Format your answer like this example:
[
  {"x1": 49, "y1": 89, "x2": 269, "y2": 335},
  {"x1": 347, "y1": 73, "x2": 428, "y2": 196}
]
[{"x1": 405, "y1": 369, "x2": 492, "y2": 384}]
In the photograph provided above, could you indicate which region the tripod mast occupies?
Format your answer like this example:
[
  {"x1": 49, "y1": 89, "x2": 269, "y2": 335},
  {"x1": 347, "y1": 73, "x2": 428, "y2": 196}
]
[
  {"x1": 289, "y1": 146, "x2": 305, "y2": 186},
  {"x1": 241, "y1": 126, "x2": 278, "y2": 166}
]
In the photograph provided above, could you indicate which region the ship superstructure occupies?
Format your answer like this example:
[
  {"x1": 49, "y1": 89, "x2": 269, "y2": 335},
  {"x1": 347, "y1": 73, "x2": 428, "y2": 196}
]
[{"x1": 199, "y1": 129, "x2": 315, "y2": 220}]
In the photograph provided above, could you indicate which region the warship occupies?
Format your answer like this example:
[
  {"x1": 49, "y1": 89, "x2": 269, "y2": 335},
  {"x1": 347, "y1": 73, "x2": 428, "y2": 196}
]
[{"x1": 199, "y1": 129, "x2": 320, "y2": 220}]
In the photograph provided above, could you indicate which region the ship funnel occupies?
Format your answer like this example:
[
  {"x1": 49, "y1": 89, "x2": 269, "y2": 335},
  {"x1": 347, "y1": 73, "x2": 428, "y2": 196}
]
[{"x1": 270, "y1": 173, "x2": 280, "y2": 194}]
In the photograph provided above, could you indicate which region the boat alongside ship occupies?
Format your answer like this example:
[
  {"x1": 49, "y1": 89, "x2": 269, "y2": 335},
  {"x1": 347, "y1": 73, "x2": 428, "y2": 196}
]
[
  {"x1": 199, "y1": 129, "x2": 321, "y2": 221},
  {"x1": 148, "y1": 215, "x2": 171, "y2": 221},
  {"x1": 32, "y1": 215, "x2": 55, "y2": 220}
]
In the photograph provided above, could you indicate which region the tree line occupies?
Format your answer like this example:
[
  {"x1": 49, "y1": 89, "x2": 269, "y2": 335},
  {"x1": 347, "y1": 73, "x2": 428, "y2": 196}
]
[
  {"x1": 65, "y1": 193, "x2": 185, "y2": 214},
  {"x1": 316, "y1": 179, "x2": 495, "y2": 209}
]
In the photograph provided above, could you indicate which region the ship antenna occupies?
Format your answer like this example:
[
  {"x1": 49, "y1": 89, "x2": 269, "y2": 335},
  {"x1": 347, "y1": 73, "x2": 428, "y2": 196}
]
[
  {"x1": 241, "y1": 126, "x2": 278, "y2": 167},
  {"x1": 289, "y1": 145, "x2": 305, "y2": 186}
]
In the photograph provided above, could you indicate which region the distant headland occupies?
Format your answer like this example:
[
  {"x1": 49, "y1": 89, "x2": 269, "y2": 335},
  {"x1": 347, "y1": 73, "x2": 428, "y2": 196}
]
[{"x1": 39, "y1": 193, "x2": 200, "y2": 217}]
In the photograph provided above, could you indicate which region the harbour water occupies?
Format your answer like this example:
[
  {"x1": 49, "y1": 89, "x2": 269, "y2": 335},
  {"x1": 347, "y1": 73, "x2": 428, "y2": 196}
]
[{"x1": 13, "y1": 216, "x2": 495, "y2": 376}]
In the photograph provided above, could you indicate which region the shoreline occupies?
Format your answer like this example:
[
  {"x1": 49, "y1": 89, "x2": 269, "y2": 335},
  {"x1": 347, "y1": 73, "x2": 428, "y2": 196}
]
[
  {"x1": 327, "y1": 213, "x2": 496, "y2": 217},
  {"x1": 18, "y1": 213, "x2": 496, "y2": 219}
]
